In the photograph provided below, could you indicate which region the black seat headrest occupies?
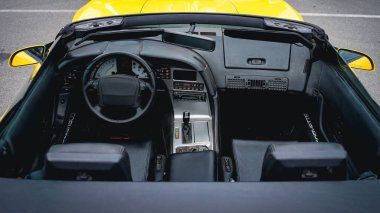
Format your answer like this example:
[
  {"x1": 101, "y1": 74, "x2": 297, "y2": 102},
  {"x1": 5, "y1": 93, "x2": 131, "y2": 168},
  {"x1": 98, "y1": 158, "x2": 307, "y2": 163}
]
[
  {"x1": 262, "y1": 143, "x2": 348, "y2": 181},
  {"x1": 46, "y1": 143, "x2": 132, "y2": 181}
]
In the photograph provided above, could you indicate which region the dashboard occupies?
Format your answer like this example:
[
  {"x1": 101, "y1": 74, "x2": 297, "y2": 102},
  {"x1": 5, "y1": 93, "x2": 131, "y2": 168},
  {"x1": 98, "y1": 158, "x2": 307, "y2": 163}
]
[
  {"x1": 87, "y1": 54, "x2": 206, "y2": 101},
  {"x1": 61, "y1": 33, "x2": 311, "y2": 95}
]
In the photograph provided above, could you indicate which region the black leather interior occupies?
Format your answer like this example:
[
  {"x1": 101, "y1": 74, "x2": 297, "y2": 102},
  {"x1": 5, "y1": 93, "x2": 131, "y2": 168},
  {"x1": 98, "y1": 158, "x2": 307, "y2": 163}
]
[
  {"x1": 262, "y1": 143, "x2": 348, "y2": 181},
  {"x1": 232, "y1": 139, "x2": 294, "y2": 181},
  {"x1": 233, "y1": 140, "x2": 348, "y2": 181},
  {"x1": 121, "y1": 139, "x2": 153, "y2": 181},
  {"x1": 44, "y1": 139, "x2": 153, "y2": 181},
  {"x1": 168, "y1": 151, "x2": 216, "y2": 182},
  {"x1": 46, "y1": 143, "x2": 132, "y2": 181}
]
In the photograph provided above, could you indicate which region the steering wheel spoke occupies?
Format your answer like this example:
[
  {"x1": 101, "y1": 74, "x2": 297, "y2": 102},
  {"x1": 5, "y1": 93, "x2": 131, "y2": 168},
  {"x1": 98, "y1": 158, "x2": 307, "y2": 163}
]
[
  {"x1": 140, "y1": 81, "x2": 154, "y2": 94},
  {"x1": 84, "y1": 79, "x2": 99, "y2": 91},
  {"x1": 94, "y1": 104, "x2": 102, "y2": 113},
  {"x1": 145, "y1": 83, "x2": 154, "y2": 93},
  {"x1": 136, "y1": 106, "x2": 144, "y2": 113}
]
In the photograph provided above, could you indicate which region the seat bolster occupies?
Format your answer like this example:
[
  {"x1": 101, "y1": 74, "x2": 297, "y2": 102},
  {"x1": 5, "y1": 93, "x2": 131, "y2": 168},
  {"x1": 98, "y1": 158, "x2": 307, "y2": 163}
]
[{"x1": 122, "y1": 140, "x2": 153, "y2": 181}]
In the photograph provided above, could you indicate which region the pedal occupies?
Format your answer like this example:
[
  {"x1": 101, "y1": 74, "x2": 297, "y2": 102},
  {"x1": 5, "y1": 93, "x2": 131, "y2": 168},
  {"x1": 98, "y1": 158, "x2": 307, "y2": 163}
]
[
  {"x1": 221, "y1": 156, "x2": 234, "y2": 182},
  {"x1": 155, "y1": 155, "x2": 166, "y2": 181}
]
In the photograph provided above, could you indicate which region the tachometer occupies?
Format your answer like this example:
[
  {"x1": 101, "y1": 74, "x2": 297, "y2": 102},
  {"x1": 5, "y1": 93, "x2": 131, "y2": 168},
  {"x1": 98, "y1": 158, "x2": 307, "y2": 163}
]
[
  {"x1": 95, "y1": 58, "x2": 117, "y2": 78},
  {"x1": 131, "y1": 60, "x2": 148, "y2": 79}
]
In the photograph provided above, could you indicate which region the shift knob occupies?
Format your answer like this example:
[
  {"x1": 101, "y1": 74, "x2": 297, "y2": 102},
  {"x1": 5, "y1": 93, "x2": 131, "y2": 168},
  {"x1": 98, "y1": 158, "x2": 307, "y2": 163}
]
[{"x1": 183, "y1": 111, "x2": 190, "y2": 124}]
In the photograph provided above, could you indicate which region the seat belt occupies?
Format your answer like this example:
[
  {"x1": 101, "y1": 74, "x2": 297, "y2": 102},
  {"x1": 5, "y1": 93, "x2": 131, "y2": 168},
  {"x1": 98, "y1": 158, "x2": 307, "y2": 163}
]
[{"x1": 51, "y1": 85, "x2": 74, "y2": 144}]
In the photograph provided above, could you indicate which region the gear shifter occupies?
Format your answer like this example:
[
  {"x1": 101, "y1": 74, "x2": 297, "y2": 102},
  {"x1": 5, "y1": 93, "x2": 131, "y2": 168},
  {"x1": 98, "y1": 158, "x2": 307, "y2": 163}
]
[{"x1": 182, "y1": 112, "x2": 192, "y2": 143}]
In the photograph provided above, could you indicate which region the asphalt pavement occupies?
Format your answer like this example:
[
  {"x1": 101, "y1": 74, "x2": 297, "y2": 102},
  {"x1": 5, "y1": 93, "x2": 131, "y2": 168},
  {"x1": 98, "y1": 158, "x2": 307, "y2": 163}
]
[{"x1": 0, "y1": 0, "x2": 379, "y2": 116}]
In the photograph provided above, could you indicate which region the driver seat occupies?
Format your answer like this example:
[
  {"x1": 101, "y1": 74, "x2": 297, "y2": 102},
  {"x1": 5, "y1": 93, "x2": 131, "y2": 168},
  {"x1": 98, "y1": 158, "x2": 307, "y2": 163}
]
[{"x1": 44, "y1": 140, "x2": 153, "y2": 181}]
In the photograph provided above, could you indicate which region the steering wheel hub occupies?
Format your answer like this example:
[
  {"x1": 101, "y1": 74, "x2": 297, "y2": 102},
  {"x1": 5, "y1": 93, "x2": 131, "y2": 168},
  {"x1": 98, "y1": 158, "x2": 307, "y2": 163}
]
[{"x1": 98, "y1": 74, "x2": 141, "y2": 108}]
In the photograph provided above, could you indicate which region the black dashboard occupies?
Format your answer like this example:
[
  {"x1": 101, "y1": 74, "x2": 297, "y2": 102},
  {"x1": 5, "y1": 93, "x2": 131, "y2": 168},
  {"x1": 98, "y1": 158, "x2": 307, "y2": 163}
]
[{"x1": 59, "y1": 30, "x2": 311, "y2": 95}]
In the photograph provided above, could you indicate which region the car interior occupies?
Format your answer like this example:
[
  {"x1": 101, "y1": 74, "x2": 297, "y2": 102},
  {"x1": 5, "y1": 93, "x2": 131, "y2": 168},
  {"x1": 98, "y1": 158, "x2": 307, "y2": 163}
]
[{"x1": 0, "y1": 20, "x2": 379, "y2": 183}]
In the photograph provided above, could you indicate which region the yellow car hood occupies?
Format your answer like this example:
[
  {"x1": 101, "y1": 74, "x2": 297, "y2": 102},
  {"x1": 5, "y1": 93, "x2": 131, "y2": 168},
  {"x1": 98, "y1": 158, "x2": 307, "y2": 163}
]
[{"x1": 73, "y1": 0, "x2": 303, "y2": 22}]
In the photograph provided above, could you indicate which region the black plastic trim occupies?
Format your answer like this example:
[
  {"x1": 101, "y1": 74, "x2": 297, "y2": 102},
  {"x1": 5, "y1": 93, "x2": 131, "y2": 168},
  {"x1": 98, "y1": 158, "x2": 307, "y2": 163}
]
[{"x1": 0, "y1": 179, "x2": 380, "y2": 213}]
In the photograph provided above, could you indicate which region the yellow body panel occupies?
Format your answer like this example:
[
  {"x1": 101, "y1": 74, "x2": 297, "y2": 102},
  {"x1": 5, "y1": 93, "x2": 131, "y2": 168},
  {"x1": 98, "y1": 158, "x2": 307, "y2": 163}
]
[
  {"x1": 73, "y1": 0, "x2": 303, "y2": 22},
  {"x1": 141, "y1": 0, "x2": 238, "y2": 13},
  {"x1": 230, "y1": 0, "x2": 303, "y2": 21},
  {"x1": 0, "y1": 110, "x2": 6, "y2": 122},
  {"x1": 30, "y1": 64, "x2": 42, "y2": 79},
  {"x1": 73, "y1": 0, "x2": 147, "y2": 21}
]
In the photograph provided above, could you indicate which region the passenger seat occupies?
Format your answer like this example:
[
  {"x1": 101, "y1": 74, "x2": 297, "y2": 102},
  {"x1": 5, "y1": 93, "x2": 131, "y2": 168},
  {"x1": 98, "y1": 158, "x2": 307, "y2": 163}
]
[
  {"x1": 232, "y1": 139, "x2": 348, "y2": 181},
  {"x1": 232, "y1": 139, "x2": 290, "y2": 181}
]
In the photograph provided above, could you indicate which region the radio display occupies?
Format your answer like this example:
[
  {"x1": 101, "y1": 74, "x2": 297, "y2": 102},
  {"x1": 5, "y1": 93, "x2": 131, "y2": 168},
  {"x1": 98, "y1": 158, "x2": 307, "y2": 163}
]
[{"x1": 173, "y1": 70, "x2": 197, "y2": 81}]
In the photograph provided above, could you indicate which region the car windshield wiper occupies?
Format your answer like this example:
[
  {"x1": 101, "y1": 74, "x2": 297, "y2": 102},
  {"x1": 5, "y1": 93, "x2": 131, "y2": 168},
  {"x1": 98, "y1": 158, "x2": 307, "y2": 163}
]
[
  {"x1": 224, "y1": 28, "x2": 314, "y2": 49},
  {"x1": 74, "y1": 28, "x2": 215, "y2": 51}
]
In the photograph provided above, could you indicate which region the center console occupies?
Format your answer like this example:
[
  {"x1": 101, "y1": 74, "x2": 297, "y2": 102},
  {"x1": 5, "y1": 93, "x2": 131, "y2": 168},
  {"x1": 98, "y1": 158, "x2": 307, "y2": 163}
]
[
  {"x1": 171, "y1": 84, "x2": 214, "y2": 153},
  {"x1": 158, "y1": 67, "x2": 215, "y2": 153}
]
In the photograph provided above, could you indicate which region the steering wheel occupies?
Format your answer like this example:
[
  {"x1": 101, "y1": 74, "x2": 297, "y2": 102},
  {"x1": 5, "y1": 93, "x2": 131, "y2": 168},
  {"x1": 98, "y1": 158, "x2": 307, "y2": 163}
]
[{"x1": 82, "y1": 52, "x2": 156, "y2": 124}]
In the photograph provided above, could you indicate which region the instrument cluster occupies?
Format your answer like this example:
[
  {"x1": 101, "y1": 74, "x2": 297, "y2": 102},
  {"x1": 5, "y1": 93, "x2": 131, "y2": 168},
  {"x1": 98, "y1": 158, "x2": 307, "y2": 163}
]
[{"x1": 91, "y1": 55, "x2": 149, "y2": 79}]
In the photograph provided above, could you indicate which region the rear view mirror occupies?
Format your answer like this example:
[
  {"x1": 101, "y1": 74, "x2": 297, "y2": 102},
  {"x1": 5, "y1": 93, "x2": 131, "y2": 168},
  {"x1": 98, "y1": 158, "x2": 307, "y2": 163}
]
[
  {"x1": 8, "y1": 45, "x2": 45, "y2": 67},
  {"x1": 338, "y1": 48, "x2": 376, "y2": 72}
]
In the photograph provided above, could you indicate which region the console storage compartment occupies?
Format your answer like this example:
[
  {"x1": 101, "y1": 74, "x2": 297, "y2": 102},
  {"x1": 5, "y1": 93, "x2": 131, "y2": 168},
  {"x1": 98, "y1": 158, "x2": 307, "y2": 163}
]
[{"x1": 167, "y1": 151, "x2": 216, "y2": 182}]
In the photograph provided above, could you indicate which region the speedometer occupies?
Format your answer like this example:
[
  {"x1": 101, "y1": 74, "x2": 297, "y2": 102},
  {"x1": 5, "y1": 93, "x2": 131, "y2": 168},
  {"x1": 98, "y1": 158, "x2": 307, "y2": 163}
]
[
  {"x1": 95, "y1": 58, "x2": 117, "y2": 78},
  {"x1": 131, "y1": 60, "x2": 148, "y2": 79}
]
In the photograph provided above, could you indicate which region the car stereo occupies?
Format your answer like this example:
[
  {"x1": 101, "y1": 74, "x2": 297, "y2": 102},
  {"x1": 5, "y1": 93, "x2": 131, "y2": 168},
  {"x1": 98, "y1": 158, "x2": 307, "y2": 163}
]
[{"x1": 173, "y1": 70, "x2": 197, "y2": 81}]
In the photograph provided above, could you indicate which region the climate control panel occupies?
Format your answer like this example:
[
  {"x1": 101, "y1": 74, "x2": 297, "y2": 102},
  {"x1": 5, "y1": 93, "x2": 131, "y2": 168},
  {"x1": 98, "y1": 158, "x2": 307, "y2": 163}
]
[{"x1": 155, "y1": 67, "x2": 171, "y2": 79}]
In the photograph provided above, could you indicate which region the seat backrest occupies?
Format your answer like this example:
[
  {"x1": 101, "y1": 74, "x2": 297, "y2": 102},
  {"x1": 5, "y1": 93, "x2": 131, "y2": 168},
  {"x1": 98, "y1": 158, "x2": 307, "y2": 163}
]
[
  {"x1": 46, "y1": 143, "x2": 132, "y2": 181},
  {"x1": 232, "y1": 139, "x2": 291, "y2": 181},
  {"x1": 261, "y1": 143, "x2": 348, "y2": 181}
]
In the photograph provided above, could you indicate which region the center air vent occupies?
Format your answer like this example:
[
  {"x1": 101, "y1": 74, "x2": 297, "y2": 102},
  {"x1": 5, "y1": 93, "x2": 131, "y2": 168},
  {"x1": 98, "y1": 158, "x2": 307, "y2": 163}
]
[
  {"x1": 249, "y1": 79, "x2": 266, "y2": 89},
  {"x1": 226, "y1": 75, "x2": 288, "y2": 91}
]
